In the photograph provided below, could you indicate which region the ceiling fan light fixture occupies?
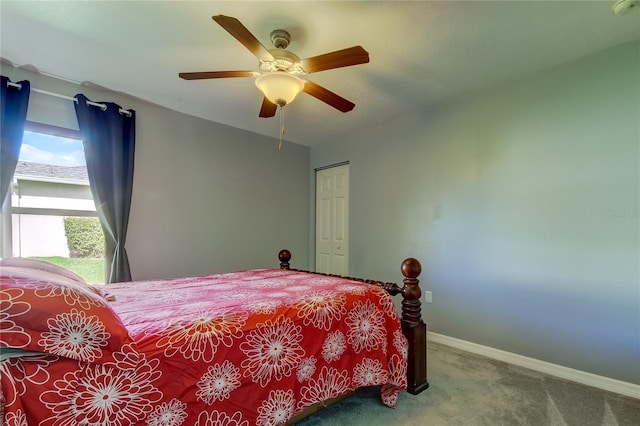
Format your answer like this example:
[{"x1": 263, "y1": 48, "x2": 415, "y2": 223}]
[{"x1": 255, "y1": 72, "x2": 305, "y2": 106}]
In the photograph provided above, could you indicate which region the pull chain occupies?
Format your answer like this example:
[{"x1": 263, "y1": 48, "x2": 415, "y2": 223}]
[{"x1": 278, "y1": 105, "x2": 285, "y2": 150}]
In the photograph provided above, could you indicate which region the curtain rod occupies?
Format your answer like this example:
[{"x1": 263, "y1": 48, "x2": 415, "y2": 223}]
[{"x1": 6, "y1": 81, "x2": 132, "y2": 117}]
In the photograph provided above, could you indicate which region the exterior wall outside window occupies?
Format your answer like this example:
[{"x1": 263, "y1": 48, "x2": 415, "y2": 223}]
[
  {"x1": 10, "y1": 174, "x2": 95, "y2": 257},
  {"x1": 11, "y1": 214, "x2": 68, "y2": 257}
]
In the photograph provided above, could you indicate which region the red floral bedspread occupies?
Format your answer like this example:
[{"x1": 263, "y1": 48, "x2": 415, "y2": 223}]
[{"x1": 2, "y1": 269, "x2": 408, "y2": 425}]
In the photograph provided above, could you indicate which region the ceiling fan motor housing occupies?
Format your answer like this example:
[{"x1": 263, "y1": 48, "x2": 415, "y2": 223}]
[{"x1": 260, "y1": 49, "x2": 305, "y2": 74}]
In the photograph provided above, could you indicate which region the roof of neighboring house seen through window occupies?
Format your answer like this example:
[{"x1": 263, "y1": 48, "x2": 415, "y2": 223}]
[{"x1": 13, "y1": 161, "x2": 89, "y2": 184}]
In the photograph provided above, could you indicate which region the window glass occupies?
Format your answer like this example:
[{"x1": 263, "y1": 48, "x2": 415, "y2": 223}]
[
  {"x1": 6, "y1": 125, "x2": 105, "y2": 283},
  {"x1": 21, "y1": 130, "x2": 86, "y2": 167}
]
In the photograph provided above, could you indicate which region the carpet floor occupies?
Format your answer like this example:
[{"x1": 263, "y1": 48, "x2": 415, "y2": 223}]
[{"x1": 295, "y1": 341, "x2": 640, "y2": 425}]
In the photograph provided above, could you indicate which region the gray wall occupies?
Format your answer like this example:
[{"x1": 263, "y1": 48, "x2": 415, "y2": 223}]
[
  {"x1": 310, "y1": 40, "x2": 640, "y2": 384},
  {"x1": 1, "y1": 65, "x2": 310, "y2": 279}
]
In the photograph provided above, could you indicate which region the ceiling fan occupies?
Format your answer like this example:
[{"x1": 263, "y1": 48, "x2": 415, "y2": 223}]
[{"x1": 179, "y1": 15, "x2": 370, "y2": 118}]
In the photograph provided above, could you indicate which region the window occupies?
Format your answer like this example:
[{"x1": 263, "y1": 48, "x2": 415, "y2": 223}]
[{"x1": 2, "y1": 121, "x2": 105, "y2": 283}]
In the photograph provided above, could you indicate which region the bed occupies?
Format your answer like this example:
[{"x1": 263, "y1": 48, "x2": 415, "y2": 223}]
[{"x1": 1, "y1": 250, "x2": 427, "y2": 425}]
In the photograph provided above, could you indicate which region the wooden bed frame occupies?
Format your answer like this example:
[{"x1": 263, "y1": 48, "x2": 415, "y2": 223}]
[{"x1": 278, "y1": 249, "x2": 429, "y2": 399}]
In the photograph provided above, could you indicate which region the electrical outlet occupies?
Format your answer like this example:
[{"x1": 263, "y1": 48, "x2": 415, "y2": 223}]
[{"x1": 425, "y1": 291, "x2": 432, "y2": 303}]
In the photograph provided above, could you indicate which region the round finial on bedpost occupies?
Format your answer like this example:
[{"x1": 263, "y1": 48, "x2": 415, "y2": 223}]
[
  {"x1": 279, "y1": 249, "x2": 292, "y2": 269},
  {"x1": 400, "y1": 258, "x2": 422, "y2": 324},
  {"x1": 401, "y1": 258, "x2": 422, "y2": 279}
]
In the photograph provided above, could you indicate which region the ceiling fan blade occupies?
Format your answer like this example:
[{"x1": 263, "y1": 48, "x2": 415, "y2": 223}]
[
  {"x1": 303, "y1": 81, "x2": 355, "y2": 113},
  {"x1": 301, "y1": 46, "x2": 369, "y2": 74},
  {"x1": 212, "y1": 15, "x2": 274, "y2": 62},
  {"x1": 179, "y1": 71, "x2": 256, "y2": 80},
  {"x1": 259, "y1": 97, "x2": 277, "y2": 118}
]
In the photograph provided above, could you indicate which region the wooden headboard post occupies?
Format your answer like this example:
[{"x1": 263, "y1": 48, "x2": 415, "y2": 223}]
[
  {"x1": 279, "y1": 249, "x2": 292, "y2": 270},
  {"x1": 400, "y1": 258, "x2": 429, "y2": 394},
  {"x1": 277, "y1": 249, "x2": 429, "y2": 395}
]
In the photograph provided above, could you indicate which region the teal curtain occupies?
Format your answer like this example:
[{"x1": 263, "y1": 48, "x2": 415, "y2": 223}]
[
  {"x1": 1, "y1": 76, "x2": 30, "y2": 204},
  {"x1": 74, "y1": 94, "x2": 135, "y2": 283}
]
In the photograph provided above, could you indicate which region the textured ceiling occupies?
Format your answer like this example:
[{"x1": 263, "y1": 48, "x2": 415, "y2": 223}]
[{"x1": 1, "y1": 1, "x2": 639, "y2": 147}]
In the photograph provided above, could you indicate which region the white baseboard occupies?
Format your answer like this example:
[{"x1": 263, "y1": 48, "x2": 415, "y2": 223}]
[{"x1": 427, "y1": 332, "x2": 640, "y2": 400}]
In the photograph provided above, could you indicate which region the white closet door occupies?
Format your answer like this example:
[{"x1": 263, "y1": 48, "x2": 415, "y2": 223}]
[{"x1": 316, "y1": 164, "x2": 349, "y2": 275}]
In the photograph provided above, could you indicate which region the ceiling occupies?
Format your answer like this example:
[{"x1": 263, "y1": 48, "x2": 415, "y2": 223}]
[{"x1": 1, "y1": 1, "x2": 639, "y2": 147}]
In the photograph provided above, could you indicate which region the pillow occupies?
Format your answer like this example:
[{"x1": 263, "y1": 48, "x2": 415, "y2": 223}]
[
  {"x1": 0, "y1": 257, "x2": 104, "y2": 298},
  {"x1": 0, "y1": 266, "x2": 138, "y2": 365},
  {"x1": 0, "y1": 256, "x2": 87, "y2": 283}
]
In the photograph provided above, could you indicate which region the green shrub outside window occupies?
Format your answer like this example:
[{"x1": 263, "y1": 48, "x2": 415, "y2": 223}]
[{"x1": 63, "y1": 217, "x2": 105, "y2": 258}]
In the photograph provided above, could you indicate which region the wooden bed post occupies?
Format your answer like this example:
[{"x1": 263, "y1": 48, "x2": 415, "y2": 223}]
[
  {"x1": 400, "y1": 258, "x2": 429, "y2": 394},
  {"x1": 279, "y1": 249, "x2": 292, "y2": 270},
  {"x1": 277, "y1": 249, "x2": 429, "y2": 395}
]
